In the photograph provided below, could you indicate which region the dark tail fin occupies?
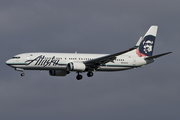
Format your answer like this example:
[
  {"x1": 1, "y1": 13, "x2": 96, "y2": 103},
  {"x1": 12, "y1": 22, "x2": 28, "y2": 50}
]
[{"x1": 136, "y1": 26, "x2": 158, "y2": 57}]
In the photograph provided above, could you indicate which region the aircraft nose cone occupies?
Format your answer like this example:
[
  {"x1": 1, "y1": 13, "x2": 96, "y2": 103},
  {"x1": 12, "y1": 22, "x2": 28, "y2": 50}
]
[{"x1": 6, "y1": 59, "x2": 12, "y2": 66}]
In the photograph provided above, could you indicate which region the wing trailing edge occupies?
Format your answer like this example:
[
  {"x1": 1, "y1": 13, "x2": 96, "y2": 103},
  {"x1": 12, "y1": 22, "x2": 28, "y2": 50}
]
[{"x1": 84, "y1": 47, "x2": 137, "y2": 65}]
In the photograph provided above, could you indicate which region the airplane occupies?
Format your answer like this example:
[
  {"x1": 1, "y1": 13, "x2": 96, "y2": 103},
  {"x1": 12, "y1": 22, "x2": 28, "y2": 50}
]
[{"x1": 6, "y1": 26, "x2": 172, "y2": 80}]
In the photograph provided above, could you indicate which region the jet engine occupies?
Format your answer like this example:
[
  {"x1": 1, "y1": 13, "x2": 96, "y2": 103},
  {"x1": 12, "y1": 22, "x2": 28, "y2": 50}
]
[
  {"x1": 49, "y1": 70, "x2": 68, "y2": 76},
  {"x1": 67, "y1": 61, "x2": 86, "y2": 71}
]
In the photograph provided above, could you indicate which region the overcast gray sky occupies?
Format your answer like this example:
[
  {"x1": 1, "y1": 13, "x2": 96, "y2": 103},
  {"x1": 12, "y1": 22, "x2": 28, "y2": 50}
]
[{"x1": 1, "y1": 0, "x2": 180, "y2": 120}]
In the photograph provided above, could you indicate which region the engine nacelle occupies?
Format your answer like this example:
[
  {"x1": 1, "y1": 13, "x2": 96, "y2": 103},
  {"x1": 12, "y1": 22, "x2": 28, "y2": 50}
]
[
  {"x1": 49, "y1": 70, "x2": 68, "y2": 76},
  {"x1": 67, "y1": 61, "x2": 86, "y2": 71}
]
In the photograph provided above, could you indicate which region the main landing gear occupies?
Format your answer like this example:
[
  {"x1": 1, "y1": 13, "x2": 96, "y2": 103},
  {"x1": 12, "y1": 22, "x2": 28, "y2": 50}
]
[
  {"x1": 76, "y1": 73, "x2": 83, "y2": 80},
  {"x1": 76, "y1": 72, "x2": 94, "y2": 80},
  {"x1": 87, "y1": 72, "x2": 93, "y2": 77}
]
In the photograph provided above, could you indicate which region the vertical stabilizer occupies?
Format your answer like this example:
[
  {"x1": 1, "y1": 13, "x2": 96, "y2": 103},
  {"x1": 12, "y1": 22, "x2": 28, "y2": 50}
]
[{"x1": 136, "y1": 26, "x2": 158, "y2": 57}]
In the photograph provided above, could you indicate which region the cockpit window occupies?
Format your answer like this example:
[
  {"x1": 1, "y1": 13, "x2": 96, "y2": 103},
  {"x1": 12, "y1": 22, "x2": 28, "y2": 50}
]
[{"x1": 12, "y1": 56, "x2": 20, "y2": 59}]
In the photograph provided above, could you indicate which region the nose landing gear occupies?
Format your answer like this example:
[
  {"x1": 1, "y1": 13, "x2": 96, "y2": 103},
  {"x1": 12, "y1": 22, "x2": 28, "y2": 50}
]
[
  {"x1": 20, "y1": 73, "x2": 25, "y2": 76},
  {"x1": 15, "y1": 68, "x2": 25, "y2": 77}
]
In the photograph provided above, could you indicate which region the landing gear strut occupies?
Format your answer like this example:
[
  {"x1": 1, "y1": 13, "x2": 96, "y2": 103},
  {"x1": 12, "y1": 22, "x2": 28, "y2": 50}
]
[
  {"x1": 15, "y1": 68, "x2": 25, "y2": 77},
  {"x1": 76, "y1": 73, "x2": 83, "y2": 80}
]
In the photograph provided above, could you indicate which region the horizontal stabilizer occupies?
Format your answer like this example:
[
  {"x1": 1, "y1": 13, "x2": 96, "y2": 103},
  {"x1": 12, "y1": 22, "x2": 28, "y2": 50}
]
[{"x1": 144, "y1": 52, "x2": 172, "y2": 60}]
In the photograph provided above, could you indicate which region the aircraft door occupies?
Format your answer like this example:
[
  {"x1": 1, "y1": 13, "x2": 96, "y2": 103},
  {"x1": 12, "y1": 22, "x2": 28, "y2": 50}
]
[
  {"x1": 26, "y1": 54, "x2": 32, "y2": 60},
  {"x1": 133, "y1": 58, "x2": 136, "y2": 66}
]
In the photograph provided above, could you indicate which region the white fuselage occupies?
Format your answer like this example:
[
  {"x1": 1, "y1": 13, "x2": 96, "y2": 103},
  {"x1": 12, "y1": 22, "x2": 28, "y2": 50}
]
[{"x1": 6, "y1": 52, "x2": 151, "y2": 72}]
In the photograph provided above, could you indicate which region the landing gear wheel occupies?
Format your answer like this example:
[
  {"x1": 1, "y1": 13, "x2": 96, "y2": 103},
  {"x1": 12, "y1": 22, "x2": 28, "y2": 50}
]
[
  {"x1": 21, "y1": 73, "x2": 25, "y2": 76},
  {"x1": 76, "y1": 74, "x2": 83, "y2": 80},
  {"x1": 87, "y1": 72, "x2": 93, "y2": 77}
]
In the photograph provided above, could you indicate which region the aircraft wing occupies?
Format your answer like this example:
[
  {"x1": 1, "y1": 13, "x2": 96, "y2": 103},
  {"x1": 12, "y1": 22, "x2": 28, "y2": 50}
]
[{"x1": 83, "y1": 46, "x2": 137, "y2": 70}]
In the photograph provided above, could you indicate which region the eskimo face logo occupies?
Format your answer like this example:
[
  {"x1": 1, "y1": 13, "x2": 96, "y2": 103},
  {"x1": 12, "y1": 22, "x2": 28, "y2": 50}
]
[
  {"x1": 138, "y1": 35, "x2": 155, "y2": 57},
  {"x1": 143, "y1": 40, "x2": 153, "y2": 53}
]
